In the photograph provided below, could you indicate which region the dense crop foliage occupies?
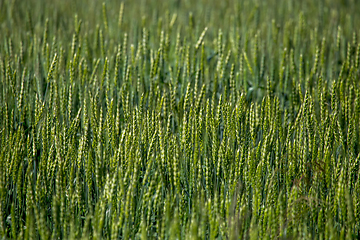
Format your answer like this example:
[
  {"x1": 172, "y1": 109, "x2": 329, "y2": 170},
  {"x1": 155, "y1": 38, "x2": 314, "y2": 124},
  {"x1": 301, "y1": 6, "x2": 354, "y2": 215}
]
[{"x1": 1, "y1": 0, "x2": 360, "y2": 239}]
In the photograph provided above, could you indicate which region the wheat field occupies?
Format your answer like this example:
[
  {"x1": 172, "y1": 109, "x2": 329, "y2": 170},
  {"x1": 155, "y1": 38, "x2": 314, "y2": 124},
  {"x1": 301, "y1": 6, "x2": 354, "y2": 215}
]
[{"x1": 0, "y1": 0, "x2": 360, "y2": 239}]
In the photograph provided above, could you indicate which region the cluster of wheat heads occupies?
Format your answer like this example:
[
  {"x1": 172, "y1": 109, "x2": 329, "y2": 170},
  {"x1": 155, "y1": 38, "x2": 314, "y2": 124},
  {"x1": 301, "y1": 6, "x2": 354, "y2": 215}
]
[{"x1": 1, "y1": 0, "x2": 360, "y2": 239}]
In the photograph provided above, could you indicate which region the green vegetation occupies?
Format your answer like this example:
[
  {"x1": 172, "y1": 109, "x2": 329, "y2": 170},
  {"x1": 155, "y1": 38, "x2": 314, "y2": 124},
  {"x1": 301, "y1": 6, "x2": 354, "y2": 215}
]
[{"x1": 1, "y1": 0, "x2": 360, "y2": 238}]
